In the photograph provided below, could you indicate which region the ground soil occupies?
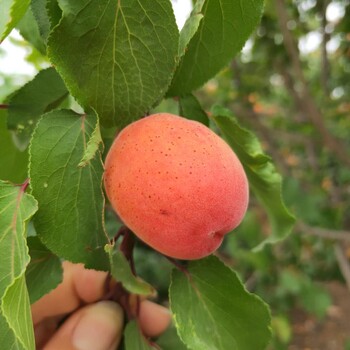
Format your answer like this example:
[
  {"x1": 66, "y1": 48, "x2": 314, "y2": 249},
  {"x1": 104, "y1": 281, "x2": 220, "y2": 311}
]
[{"x1": 288, "y1": 282, "x2": 350, "y2": 350}]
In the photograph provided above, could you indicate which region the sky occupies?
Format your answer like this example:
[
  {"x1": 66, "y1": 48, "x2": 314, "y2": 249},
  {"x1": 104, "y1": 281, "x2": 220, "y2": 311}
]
[{"x1": 0, "y1": 1, "x2": 345, "y2": 77}]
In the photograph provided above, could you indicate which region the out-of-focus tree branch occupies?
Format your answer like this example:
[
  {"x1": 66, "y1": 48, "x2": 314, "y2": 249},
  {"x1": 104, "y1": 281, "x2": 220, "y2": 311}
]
[
  {"x1": 334, "y1": 243, "x2": 350, "y2": 292},
  {"x1": 321, "y1": 0, "x2": 331, "y2": 96},
  {"x1": 297, "y1": 221, "x2": 350, "y2": 242},
  {"x1": 275, "y1": 0, "x2": 350, "y2": 167}
]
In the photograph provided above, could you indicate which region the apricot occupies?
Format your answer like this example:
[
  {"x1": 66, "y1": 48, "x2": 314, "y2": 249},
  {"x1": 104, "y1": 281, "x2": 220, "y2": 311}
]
[{"x1": 104, "y1": 113, "x2": 249, "y2": 260}]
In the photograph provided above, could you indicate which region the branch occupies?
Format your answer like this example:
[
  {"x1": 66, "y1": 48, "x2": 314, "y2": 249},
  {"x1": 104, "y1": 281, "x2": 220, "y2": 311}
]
[
  {"x1": 296, "y1": 221, "x2": 350, "y2": 242},
  {"x1": 274, "y1": 0, "x2": 306, "y2": 86},
  {"x1": 321, "y1": 0, "x2": 331, "y2": 96},
  {"x1": 334, "y1": 243, "x2": 350, "y2": 292}
]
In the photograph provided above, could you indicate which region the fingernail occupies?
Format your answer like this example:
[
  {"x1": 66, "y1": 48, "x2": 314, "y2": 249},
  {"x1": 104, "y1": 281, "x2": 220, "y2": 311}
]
[{"x1": 72, "y1": 301, "x2": 123, "y2": 350}]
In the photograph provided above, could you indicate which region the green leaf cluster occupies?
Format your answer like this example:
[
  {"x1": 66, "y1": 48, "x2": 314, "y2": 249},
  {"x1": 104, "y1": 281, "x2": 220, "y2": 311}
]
[
  {"x1": 0, "y1": 181, "x2": 37, "y2": 349},
  {"x1": 0, "y1": 1, "x2": 297, "y2": 349}
]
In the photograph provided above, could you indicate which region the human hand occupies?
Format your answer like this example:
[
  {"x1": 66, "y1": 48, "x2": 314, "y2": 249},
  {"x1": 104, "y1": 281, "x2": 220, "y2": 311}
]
[{"x1": 31, "y1": 261, "x2": 171, "y2": 349}]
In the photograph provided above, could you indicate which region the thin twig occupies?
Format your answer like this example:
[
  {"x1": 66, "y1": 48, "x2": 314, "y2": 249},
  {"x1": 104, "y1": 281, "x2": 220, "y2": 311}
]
[
  {"x1": 297, "y1": 221, "x2": 350, "y2": 242},
  {"x1": 321, "y1": 0, "x2": 331, "y2": 96},
  {"x1": 334, "y1": 243, "x2": 350, "y2": 292},
  {"x1": 165, "y1": 256, "x2": 189, "y2": 275}
]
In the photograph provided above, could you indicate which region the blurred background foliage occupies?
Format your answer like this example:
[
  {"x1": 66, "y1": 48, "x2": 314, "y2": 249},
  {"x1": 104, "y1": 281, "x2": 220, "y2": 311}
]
[
  {"x1": 198, "y1": 0, "x2": 350, "y2": 348},
  {"x1": 1, "y1": 0, "x2": 350, "y2": 349}
]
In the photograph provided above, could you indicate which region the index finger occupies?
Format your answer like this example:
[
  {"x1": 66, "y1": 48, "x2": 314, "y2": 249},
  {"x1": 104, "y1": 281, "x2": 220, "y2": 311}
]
[{"x1": 31, "y1": 261, "x2": 107, "y2": 325}]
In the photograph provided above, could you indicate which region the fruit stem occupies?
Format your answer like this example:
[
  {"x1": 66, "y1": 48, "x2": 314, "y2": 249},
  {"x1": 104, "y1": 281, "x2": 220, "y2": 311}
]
[
  {"x1": 101, "y1": 273, "x2": 113, "y2": 300},
  {"x1": 166, "y1": 256, "x2": 190, "y2": 276},
  {"x1": 119, "y1": 227, "x2": 136, "y2": 275},
  {"x1": 102, "y1": 278, "x2": 136, "y2": 318},
  {"x1": 148, "y1": 340, "x2": 161, "y2": 349},
  {"x1": 111, "y1": 225, "x2": 128, "y2": 244},
  {"x1": 103, "y1": 227, "x2": 157, "y2": 341},
  {"x1": 104, "y1": 227, "x2": 141, "y2": 319}
]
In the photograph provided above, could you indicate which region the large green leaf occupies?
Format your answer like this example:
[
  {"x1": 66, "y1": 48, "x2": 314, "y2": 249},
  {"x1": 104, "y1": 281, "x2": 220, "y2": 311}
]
[
  {"x1": 179, "y1": 94, "x2": 209, "y2": 126},
  {"x1": 124, "y1": 320, "x2": 156, "y2": 350},
  {"x1": 26, "y1": 237, "x2": 63, "y2": 304},
  {"x1": 157, "y1": 325, "x2": 188, "y2": 350},
  {"x1": 0, "y1": 0, "x2": 30, "y2": 42},
  {"x1": 47, "y1": 0, "x2": 179, "y2": 127},
  {"x1": 7, "y1": 67, "x2": 68, "y2": 150},
  {"x1": 106, "y1": 244, "x2": 155, "y2": 296},
  {"x1": 29, "y1": 109, "x2": 109, "y2": 270},
  {"x1": 2, "y1": 277, "x2": 34, "y2": 350},
  {"x1": 0, "y1": 314, "x2": 25, "y2": 350},
  {"x1": 0, "y1": 180, "x2": 38, "y2": 350},
  {"x1": 0, "y1": 111, "x2": 28, "y2": 183},
  {"x1": 178, "y1": 13, "x2": 203, "y2": 57},
  {"x1": 31, "y1": 0, "x2": 62, "y2": 43},
  {"x1": 167, "y1": 0, "x2": 264, "y2": 96},
  {"x1": 169, "y1": 256, "x2": 271, "y2": 350},
  {"x1": 16, "y1": 6, "x2": 46, "y2": 55},
  {"x1": 212, "y1": 106, "x2": 295, "y2": 249}
]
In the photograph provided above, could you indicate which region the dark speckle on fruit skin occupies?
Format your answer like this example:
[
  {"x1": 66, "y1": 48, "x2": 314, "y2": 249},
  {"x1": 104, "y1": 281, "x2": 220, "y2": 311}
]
[{"x1": 159, "y1": 209, "x2": 170, "y2": 216}]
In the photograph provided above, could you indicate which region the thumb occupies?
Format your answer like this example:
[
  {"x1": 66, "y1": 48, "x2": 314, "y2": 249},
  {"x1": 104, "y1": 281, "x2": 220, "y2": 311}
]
[{"x1": 44, "y1": 301, "x2": 124, "y2": 350}]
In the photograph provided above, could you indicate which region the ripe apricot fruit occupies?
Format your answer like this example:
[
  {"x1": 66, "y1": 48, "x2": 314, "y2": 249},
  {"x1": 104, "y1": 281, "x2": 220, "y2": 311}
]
[{"x1": 104, "y1": 113, "x2": 249, "y2": 260}]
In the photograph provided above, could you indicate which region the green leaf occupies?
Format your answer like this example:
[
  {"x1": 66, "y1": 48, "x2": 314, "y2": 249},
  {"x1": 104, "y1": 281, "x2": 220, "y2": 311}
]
[
  {"x1": 167, "y1": 0, "x2": 264, "y2": 96},
  {"x1": 178, "y1": 13, "x2": 203, "y2": 57},
  {"x1": 29, "y1": 109, "x2": 109, "y2": 270},
  {"x1": 0, "y1": 0, "x2": 30, "y2": 42},
  {"x1": 46, "y1": 0, "x2": 61, "y2": 28},
  {"x1": 211, "y1": 106, "x2": 295, "y2": 250},
  {"x1": 0, "y1": 111, "x2": 28, "y2": 183},
  {"x1": 169, "y1": 256, "x2": 271, "y2": 350},
  {"x1": 0, "y1": 314, "x2": 25, "y2": 350},
  {"x1": 7, "y1": 67, "x2": 68, "y2": 150},
  {"x1": 179, "y1": 94, "x2": 209, "y2": 126},
  {"x1": 0, "y1": 181, "x2": 37, "y2": 298},
  {"x1": 2, "y1": 277, "x2": 34, "y2": 350},
  {"x1": 16, "y1": 6, "x2": 46, "y2": 55},
  {"x1": 0, "y1": 180, "x2": 38, "y2": 350},
  {"x1": 26, "y1": 236, "x2": 63, "y2": 304},
  {"x1": 31, "y1": 0, "x2": 62, "y2": 43},
  {"x1": 47, "y1": 0, "x2": 179, "y2": 127},
  {"x1": 157, "y1": 325, "x2": 188, "y2": 350},
  {"x1": 300, "y1": 284, "x2": 332, "y2": 319},
  {"x1": 106, "y1": 244, "x2": 155, "y2": 296},
  {"x1": 78, "y1": 117, "x2": 102, "y2": 167},
  {"x1": 124, "y1": 320, "x2": 156, "y2": 350}
]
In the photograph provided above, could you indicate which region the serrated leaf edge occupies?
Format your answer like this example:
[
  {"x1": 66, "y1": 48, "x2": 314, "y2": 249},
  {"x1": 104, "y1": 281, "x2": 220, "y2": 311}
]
[{"x1": 0, "y1": 0, "x2": 30, "y2": 42}]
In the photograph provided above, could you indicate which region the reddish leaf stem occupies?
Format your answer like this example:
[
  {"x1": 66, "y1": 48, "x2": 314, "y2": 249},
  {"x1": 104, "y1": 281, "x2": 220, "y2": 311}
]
[
  {"x1": 148, "y1": 340, "x2": 161, "y2": 349},
  {"x1": 20, "y1": 178, "x2": 30, "y2": 193}
]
